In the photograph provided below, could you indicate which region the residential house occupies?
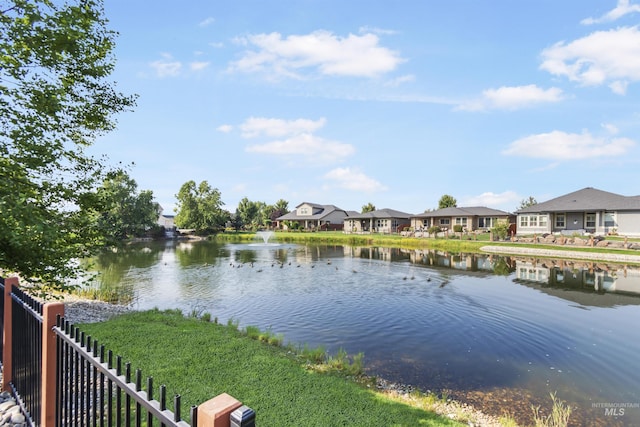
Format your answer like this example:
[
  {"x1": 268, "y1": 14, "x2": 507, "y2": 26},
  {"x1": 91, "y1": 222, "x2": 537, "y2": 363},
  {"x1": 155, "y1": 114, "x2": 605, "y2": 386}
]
[
  {"x1": 410, "y1": 207, "x2": 513, "y2": 232},
  {"x1": 158, "y1": 214, "x2": 175, "y2": 230},
  {"x1": 516, "y1": 187, "x2": 640, "y2": 237},
  {"x1": 276, "y1": 202, "x2": 351, "y2": 230},
  {"x1": 343, "y1": 208, "x2": 412, "y2": 234}
]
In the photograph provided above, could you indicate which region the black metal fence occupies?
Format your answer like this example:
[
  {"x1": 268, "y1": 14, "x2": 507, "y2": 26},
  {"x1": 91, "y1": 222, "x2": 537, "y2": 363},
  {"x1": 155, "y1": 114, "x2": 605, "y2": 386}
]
[
  {"x1": 54, "y1": 318, "x2": 196, "y2": 426},
  {"x1": 11, "y1": 285, "x2": 44, "y2": 426},
  {"x1": 2, "y1": 278, "x2": 213, "y2": 427}
]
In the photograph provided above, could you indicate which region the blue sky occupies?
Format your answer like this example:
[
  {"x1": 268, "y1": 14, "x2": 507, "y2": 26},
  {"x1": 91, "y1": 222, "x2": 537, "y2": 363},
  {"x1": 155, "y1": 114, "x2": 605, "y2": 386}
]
[{"x1": 93, "y1": 0, "x2": 640, "y2": 215}]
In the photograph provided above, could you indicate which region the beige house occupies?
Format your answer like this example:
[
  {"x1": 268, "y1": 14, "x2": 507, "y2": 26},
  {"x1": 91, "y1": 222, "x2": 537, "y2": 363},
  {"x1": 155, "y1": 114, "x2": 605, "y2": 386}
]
[
  {"x1": 411, "y1": 207, "x2": 513, "y2": 232},
  {"x1": 276, "y1": 202, "x2": 351, "y2": 230},
  {"x1": 343, "y1": 209, "x2": 412, "y2": 234}
]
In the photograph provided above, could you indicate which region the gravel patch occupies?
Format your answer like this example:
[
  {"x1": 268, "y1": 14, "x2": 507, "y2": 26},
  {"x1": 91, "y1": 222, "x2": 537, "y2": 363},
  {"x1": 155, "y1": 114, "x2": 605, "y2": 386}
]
[{"x1": 60, "y1": 295, "x2": 135, "y2": 324}]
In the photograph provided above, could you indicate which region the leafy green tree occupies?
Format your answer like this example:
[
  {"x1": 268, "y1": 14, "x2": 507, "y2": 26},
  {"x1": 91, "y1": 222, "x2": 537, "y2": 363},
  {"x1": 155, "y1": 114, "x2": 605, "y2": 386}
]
[
  {"x1": 231, "y1": 209, "x2": 243, "y2": 231},
  {"x1": 518, "y1": 196, "x2": 537, "y2": 210},
  {"x1": 260, "y1": 202, "x2": 275, "y2": 228},
  {"x1": 361, "y1": 202, "x2": 376, "y2": 213},
  {"x1": 237, "y1": 197, "x2": 260, "y2": 230},
  {"x1": 438, "y1": 194, "x2": 457, "y2": 209},
  {"x1": 96, "y1": 171, "x2": 159, "y2": 241},
  {"x1": 0, "y1": 0, "x2": 136, "y2": 289},
  {"x1": 174, "y1": 181, "x2": 226, "y2": 233},
  {"x1": 270, "y1": 199, "x2": 289, "y2": 223}
]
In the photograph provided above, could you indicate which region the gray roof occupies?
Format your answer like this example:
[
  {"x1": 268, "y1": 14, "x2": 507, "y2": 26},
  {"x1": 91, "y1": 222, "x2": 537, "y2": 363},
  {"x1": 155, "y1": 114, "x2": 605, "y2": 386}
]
[
  {"x1": 276, "y1": 203, "x2": 346, "y2": 221},
  {"x1": 346, "y1": 208, "x2": 412, "y2": 220},
  {"x1": 413, "y1": 206, "x2": 511, "y2": 218},
  {"x1": 517, "y1": 187, "x2": 640, "y2": 213}
]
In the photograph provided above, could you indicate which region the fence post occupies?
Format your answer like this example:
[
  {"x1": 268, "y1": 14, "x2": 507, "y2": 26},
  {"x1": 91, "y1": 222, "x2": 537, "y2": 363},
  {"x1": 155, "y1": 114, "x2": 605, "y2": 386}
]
[
  {"x1": 41, "y1": 302, "x2": 64, "y2": 427},
  {"x1": 197, "y1": 393, "x2": 242, "y2": 427},
  {"x1": 2, "y1": 277, "x2": 18, "y2": 393}
]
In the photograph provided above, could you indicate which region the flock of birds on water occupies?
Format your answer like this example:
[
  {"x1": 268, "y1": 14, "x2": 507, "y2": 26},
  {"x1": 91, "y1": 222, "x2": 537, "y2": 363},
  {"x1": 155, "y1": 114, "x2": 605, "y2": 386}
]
[{"x1": 222, "y1": 259, "x2": 447, "y2": 287}]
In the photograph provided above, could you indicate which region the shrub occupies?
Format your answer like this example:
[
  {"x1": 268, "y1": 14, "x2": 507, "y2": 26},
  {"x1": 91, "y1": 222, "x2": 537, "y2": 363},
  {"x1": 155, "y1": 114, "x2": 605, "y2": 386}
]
[
  {"x1": 427, "y1": 226, "x2": 441, "y2": 236},
  {"x1": 491, "y1": 222, "x2": 510, "y2": 240},
  {"x1": 453, "y1": 224, "x2": 464, "y2": 233}
]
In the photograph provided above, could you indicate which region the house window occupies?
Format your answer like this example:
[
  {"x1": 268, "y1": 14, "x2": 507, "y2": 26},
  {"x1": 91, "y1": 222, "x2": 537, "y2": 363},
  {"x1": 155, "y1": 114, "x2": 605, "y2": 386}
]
[
  {"x1": 455, "y1": 217, "x2": 468, "y2": 226},
  {"x1": 439, "y1": 218, "x2": 450, "y2": 226},
  {"x1": 376, "y1": 219, "x2": 388, "y2": 228},
  {"x1": 585, "y1": 213, "x2": 596, "y2": 228},
  {"x1": 555, "y1": 214, "x2": 565, "y2": 228},
  {"x1": 539, "y1": 215, "x2": 548, "y2": 227},
  {"x1": 422, "y1": 219, "x2": 429, "y2": 227},
  {"x1": 519, "y1": 214, "x2": 547, "y2": 228},
  {"x1": 604, "y1": 212, "x2": 616, "y2": 227},
  {"x1": 479, "y1": 217, "x2": 496, "y2": 228},
  {"x1": 519, "y1": 216, "x2": 529, "y2": 227},
  {"x1": 299, "y1": 207, "x2": 309, "y2": 215}
]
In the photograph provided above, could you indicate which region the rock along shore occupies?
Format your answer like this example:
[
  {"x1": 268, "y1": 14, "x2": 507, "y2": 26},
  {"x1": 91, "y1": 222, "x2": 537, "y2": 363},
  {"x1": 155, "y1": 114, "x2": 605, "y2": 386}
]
[{"x1": 481, "y1": 245, "x2": 640, "y2": 264}]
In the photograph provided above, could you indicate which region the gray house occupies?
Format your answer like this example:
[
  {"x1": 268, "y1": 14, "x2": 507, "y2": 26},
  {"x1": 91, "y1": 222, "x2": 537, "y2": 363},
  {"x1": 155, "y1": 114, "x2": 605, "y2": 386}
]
[
  {"x1": 516, "y1": 187, "x2": 640, "y2": 237},
  {"x1": 276, "y1": 202, "x2": 350, "y2": 230},
  {"x1": 411, "y1": 207, "x2": 513, "y2": 232},
  {"x1": 343, "y1": 209, "x2": 412, "y2": 234}
]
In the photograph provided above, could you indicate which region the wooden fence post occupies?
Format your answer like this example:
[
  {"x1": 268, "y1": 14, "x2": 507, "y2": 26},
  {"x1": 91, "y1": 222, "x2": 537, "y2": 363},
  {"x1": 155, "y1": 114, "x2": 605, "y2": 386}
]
[
  {"x1": 2, "y1": 277, "x2": 19, "y2": 393},
  {"x1": 42, "y1": 302, "x2": 64, "y2": 427}
]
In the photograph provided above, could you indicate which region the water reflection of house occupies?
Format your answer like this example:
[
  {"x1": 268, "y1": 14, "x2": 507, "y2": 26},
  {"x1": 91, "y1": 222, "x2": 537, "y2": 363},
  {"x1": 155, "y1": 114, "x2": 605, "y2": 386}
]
[
  {"x1": 513, "y1": 259, "x2": 640, "y2": 307},
  {"x1": 409, "y1": 250, "x2": 514, "y2": 274}
]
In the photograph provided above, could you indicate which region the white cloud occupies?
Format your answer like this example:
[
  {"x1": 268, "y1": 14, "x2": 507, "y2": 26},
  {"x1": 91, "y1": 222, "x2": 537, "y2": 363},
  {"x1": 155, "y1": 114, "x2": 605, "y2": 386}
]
[
  {"x1": 229, "y1": 30, "x2": 404, "y2": 79},
  {"x1": 199, "y1": 17, "x2": 215, "y2": 27},
  {"x1": 190, "y1": 61, "x2": 210, "y2": 71},
  {"x1": 245, "y1": 133, "x2": 355, "y2": 165},
  {"x1": 461, "y1": 191, "x2": 520, "y2": 210},
  {"x1": 502, "y1": 130, "x2": 636, "y2": 160},
  {"x1": 149, "y1": 54, "x2": 182, "y2": 77},
  {"x1": 609, "y1": 80, "x2": 629, "y2": 95},
  {"x1": 358, "y1": 26, "x2": 398, "y2": 36},
  {"x1": 240, "y1": 117, "x2": 326, "y2": 138},
  {"x1": 540, "y1": 26, "x2": 640, "y2": 93},
  {"x1": 384, "y1": 74, "x2": 415, "y2": 87},
  {"x1": 457, "y1": 85, "x2": 564, "y2": 111},
  {"x1": 581, "y1": 0, "x2": 640, "y2": 25},
  {"x1": 602, "y1": 123, "x2": 619, "y2": 135},
  {"x1": 217, "y1": 124, "x2": 233, "y2": 133},
  {"x1": 323, "y1": 167, "x2": 388, "y2": 193}
]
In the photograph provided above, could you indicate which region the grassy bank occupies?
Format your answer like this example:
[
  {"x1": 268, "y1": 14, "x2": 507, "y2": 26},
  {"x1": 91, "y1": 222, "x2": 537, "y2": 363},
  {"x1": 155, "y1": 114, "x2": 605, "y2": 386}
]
[
  {"x1": 213, "y1": 230, "x2": 640, "y2": 259},
  {"x1": 79, "y1": 309, "x2": 466, "y2": 427},
  {"x1": 215, "y1": 230, "x2": 489, "y2": 252}
]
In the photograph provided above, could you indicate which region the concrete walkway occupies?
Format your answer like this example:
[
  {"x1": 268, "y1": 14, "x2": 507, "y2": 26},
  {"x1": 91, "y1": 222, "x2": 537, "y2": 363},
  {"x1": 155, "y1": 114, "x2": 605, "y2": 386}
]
[{"x1": 480, "y1": 245, "x2": 640, "y2": 264}]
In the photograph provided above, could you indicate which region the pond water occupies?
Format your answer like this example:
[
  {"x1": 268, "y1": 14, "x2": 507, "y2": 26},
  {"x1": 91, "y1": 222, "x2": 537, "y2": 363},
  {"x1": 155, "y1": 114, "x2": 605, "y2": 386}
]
[{"x1": 87, "y1": 240, "x2": 640, "y2": 426}]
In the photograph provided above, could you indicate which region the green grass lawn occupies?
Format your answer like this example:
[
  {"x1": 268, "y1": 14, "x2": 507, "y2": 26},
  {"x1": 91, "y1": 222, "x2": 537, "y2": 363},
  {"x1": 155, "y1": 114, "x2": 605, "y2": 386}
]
[{"x1": 79, "y1": 309, "x2": 465, "y2": 427}]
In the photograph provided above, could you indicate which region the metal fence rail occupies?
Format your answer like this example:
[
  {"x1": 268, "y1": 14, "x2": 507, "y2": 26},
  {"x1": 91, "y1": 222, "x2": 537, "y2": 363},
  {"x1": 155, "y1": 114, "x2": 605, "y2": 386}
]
[
  {"x1": 54, "y1": 318, "x2": 196, "y2": 427},
  {"x1": 11, "y1": 285, "x2": 44, "y2": 426}
]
